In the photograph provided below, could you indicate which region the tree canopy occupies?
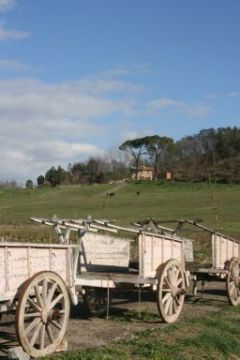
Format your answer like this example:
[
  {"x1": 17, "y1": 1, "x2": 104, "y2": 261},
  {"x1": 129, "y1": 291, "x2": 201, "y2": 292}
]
[
  {"x1": 33, "y1": 127, "x2": 240, "y2": 186},
  {"x1": 119, "y1": 137, "x2": 149, "y2": 177}
]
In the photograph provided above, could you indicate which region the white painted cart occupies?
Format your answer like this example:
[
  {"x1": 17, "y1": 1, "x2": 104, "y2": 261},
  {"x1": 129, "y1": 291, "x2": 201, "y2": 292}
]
[
  {"x1": 186, "y1": 220, "x2": 240, "y2": 305},
  {"x1": 0, "y1": 241, "x2": 77, "y2": 358},
  {"x1": 152, "y1": 219, "x2": 240, "y2": 306},
  {"x1": 0, "y1": 216, "x2": 190, "y2": 358}
]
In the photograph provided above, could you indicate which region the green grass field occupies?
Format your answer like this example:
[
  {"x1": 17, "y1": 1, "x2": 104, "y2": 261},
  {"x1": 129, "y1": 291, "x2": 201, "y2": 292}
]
[
  {"x1": 1, "y1": 181, "x2": 240, "y2": 359},
  {"x1": 50, "y1": 306, "x2": 240, "y2": 360},
  {"x1": 0, "y1": 181, "x2": 240, "y2": 262},
  {"x1": 0, "y1": 181, "x2": 239, "y2": 237}
]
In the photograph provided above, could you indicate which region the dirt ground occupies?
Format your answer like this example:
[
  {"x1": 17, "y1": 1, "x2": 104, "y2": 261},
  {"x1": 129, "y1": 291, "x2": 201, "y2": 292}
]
[{"x1": 0, "y1": 281, "x2": 228, "y2": 359}]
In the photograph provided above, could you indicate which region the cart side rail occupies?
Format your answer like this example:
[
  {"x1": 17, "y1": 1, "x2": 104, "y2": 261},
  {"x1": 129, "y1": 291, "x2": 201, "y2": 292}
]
[
  {"x1": 79, "y1": 232, "x2": 130, "y2": 273},
  {"x1": 212, "y1": 233, "x2": 239, "y2": 268},
  {"x1": 138, "y1": 232, "x2": 184, "y2": 278},
  {"x1": 0, "y1": 243, "x2": 75, "y2": 302}
]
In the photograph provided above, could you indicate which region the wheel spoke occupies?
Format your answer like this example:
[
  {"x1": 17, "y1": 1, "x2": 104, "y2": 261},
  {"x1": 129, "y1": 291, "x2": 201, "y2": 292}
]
[
  {"x1": 164, "y1": 277, "x2": 171, "y2": 289},
  {"x1": 162, "y1": 287, "x2": 171, "y2": 292},
  {"x1": 174, "y1": 269, "x2": 180, "y2": 284},
  {"x1": 24, "y1": 312, "x2": 41, "y2": 319},
  {"x1": 229, "y1": 281, "x2": 235, "y2": 295},
  {"x1": 227, "y1": 259, "x2": 240, "y2": 305},
  {"x1": 42, "y1": 280, "x2": 48, "y2": 306},
  {"x1": 233, "y1": 286, "x2": 238, "y2": 300},
  {"x1": 164, "y1": 295, "x2": 172, "y2": 314},
  {"x1": 27, "y1": 298, "x2": 41, "y2": 312},
  {"x1": 167, "y1": 269, "x2": 173, "y2": 284},
  {"x1": 175, "y1": 295, "x2": 181, "y2": 306},
  {"x1": 46, "y1": 324, "x2": 54, "y2": 344},
  {"x1": 30, "y1": 322, "x2": 42, "y2": 347},
  {"x1": 172, "y1": 298, "x2": 177, "y2": 314},
  {"x1": 47, "y1": 283, "x2": 58, "y2": 304},
  {"x1": 40, "y1": 324, "x2": 46, "y2": 350},
  {"x1": 34, "y1": 285, "x2": 44, "y2": 308},
  {"x1": 162, "y1": 292, "x2": 171, "y2": 304},
  {"x1": 49, "y1": 293, "x2": 64, "y2": 310},
  {"x1": 51, "y1": 320, "x2": 62, "y2": 331},
  {"x1": 16, "y1": 272, "x2": 70, "y2": 358},
  {"x1": 157, "y1": 260, "x2": 185, "y2": 323},
  {"x1": 25, "y1": 317, "x2": 41, "y2": 336},
  {"x1": 176, "y1": 278, "x2": 183, "y2": 287},
  {"x1": 168, "y1": 298, "x2": 173, "y2": 316}
]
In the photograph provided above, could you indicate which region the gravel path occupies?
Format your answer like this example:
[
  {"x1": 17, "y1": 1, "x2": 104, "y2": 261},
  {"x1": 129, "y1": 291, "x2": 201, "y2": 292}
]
[{"x1": 0, "y1": 281, "x2": 228, "y2": 359}]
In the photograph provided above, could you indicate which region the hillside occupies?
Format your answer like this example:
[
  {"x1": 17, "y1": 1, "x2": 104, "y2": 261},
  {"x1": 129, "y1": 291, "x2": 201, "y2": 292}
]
[{"x1": 0, "y1": 182, "x2": 239, "y2": 255}]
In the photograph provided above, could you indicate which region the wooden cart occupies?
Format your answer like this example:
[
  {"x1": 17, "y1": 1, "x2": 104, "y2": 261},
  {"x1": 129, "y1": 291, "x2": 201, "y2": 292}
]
[
  {"x1": 188, "y1": 220, "x2": 240, "y2": 306},
  {"x1": 0, "y1": 241, "x2": 78, "y2": 358},
  {"x1": 149, "y1": 219, "x2": 240, "y2": 306},
  {"x1": 0, "y1": 216, "x2": 190, "y2": 357},
  {"x1": 1, "y1": 217, "x2": 239, "y2": 357}
]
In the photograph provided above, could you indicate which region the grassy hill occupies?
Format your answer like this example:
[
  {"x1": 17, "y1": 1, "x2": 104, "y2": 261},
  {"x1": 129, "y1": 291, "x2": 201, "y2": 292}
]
[
  {"x1": 0, "y1": 181, "x2": 239, "y2": 254},
  {"x1": 1, "y1": 181, "x2": 240, "y2": 359}
]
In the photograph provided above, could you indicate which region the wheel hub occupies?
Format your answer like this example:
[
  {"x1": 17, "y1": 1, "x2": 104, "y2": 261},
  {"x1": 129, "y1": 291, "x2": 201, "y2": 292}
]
[
  {"x1": 41, "y1": 306, "x2": 49, "y2": 324},
  {"x1": 171, "y1": 286, "x2": 178, "y2": 297},
  {"x1": 171, "y1": 286, "x2": 185, "y2": 298}
]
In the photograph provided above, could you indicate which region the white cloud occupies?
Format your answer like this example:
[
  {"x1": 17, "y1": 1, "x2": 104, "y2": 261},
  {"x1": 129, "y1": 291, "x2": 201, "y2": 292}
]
[
  {"x1": 0, "y1": 24, "x2": 30, "y2": 41},
  {"x1": 0, "y1": 0, "x2": 15, "y2": 12},
  {"x1": 75, "y1": 78, "x2": 144, "y2": 96},
  {"x1": 0, "y1": 72, "x2": 213, "y2": 182},
  {"x1": 147, "y1": 98, "x2": 210, "y2": 117},
  {"x1": 0, "y1": 77, "x2": 138, "y2": 181}
]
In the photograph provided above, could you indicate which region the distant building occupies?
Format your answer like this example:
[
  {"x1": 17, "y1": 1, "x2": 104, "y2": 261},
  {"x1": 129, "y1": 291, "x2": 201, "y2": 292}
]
[
  {"x1": 131, "y1": 166, "x2": 154, "y2": 180},
  {"x1": 166, "y1": 171, "x2": 172, "y2": 180}
]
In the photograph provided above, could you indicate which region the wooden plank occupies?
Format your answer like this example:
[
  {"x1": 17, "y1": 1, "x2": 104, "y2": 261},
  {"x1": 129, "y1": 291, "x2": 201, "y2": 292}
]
[
  {"x1": 80, "y1": 233, "x2": 130, "y2": 272},
  {"x1": 183, "y1": 238, "x2": 193, "y2": 262},
  {"x1": 139, "y1": 233, "x2": 183, "y2": 278},
  {"x1": 0, "y1": 245, "x2": 73, "y2": 302},
  {"x1": 76, "y1": 271, "x2": 157, "y2": 285},
  {"x1": 0, "y1": 242, "x2": 78, "y2": 249},
  {"x1": 195, "y1": 267, "x2": 228, "y2": 274},
  {"x1": 212, "y1": 234, "x2": 240, "y2": 268}
]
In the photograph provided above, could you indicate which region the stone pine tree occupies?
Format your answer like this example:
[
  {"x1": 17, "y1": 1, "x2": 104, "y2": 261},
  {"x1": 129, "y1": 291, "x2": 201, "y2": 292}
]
[
  {"x1": 119, "y1": 137, "x2": 148, "y2": 179},
  {"x1": 144, "y1": 135, "x2": 175, "y2": 178}
]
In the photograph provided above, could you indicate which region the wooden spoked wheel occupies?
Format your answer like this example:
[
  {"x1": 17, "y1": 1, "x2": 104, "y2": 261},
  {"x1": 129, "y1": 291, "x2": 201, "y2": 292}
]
[
  {"x1": 226, "y1": 257, "x2": 240, "y2": 306},
  {"x1": 16, "y1": 271, "x2": 70, "y2": 358},
  {"x1": 83, "y1": 287, "x2": 110, "y2": 316},
  {"x1": 157, "y1": 259, "x2": 185, "y2": 323}
]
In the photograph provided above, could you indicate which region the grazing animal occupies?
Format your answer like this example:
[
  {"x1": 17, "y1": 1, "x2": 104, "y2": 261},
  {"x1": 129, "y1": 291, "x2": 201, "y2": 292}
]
[
  {"x1": 106, "y1": 192, "x2": 115, "y2": 197},
  {"x1": 136, "y1": 191, "x2": 141, "y2": 196}
]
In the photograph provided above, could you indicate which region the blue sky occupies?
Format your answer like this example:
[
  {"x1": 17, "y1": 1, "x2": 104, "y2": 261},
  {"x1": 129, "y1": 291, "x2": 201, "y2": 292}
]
[{"x1": 0, "y1": 0, "x2": 239, "y2": 181}]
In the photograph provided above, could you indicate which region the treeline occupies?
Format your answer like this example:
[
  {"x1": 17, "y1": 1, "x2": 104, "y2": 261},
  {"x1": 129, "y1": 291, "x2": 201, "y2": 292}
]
[
  {"x1": 174, "y1": 127, "x2": 240, "y2": 182},
  {"x1": 33, "y1": 126, "x2": 240, "y2": 187},
  {"x1": 118, "y1": 127, "x2": 240, "y2": 183},
  {"x1": 36, "y1": 155, "x2": 130, "y2": 187}
]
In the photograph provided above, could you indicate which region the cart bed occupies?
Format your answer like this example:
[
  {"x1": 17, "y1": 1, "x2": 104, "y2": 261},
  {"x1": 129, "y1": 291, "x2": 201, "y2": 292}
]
[{"x1": 0, "y1": 242, "x2": 76, "y2": 302}]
